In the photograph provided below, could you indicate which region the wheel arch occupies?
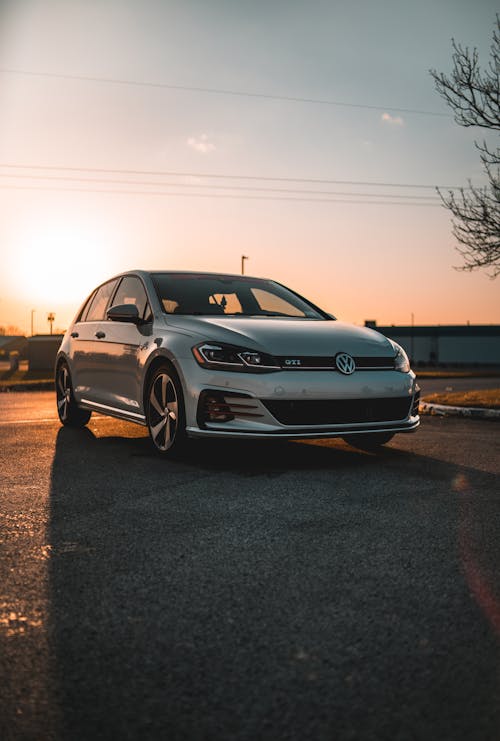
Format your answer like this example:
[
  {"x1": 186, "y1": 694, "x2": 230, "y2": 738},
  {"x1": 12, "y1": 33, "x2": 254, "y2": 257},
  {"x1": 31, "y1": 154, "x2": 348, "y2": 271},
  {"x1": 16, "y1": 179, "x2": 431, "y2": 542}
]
[
  {"x1": 54, "y1": 351, "x2": 70, "y2": 378},
  {"x1": 142, "y1": 350, "x2": 186, "y2": 413}
]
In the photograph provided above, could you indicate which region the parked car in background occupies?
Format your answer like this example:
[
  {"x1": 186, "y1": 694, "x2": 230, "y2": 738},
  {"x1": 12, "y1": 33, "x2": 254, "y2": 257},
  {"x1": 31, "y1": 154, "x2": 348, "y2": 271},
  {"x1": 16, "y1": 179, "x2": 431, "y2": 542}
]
[{"x1": 56, "y1": 270, "x2": 420, "y2": 455}]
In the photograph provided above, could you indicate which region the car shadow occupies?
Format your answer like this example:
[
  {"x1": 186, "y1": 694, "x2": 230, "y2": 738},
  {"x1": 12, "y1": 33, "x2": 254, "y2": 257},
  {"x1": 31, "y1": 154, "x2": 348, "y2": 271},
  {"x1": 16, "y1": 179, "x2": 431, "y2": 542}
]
[
  {"x1": 129, "y1": 426, "x2": 412, "y2": 476},
  {"x1": 45, "y1": 424, "x2": 500, "y2": 740}
]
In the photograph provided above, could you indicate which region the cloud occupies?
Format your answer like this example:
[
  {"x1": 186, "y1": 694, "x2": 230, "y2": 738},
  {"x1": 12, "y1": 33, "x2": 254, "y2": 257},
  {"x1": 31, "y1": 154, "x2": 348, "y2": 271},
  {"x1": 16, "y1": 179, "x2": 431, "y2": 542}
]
[
  {"x1": 187, "y1": 134, "x2": 216, "y2": 153},
  {"x1": 381, "y1": 112, "x2": 404, "y2": 126}
]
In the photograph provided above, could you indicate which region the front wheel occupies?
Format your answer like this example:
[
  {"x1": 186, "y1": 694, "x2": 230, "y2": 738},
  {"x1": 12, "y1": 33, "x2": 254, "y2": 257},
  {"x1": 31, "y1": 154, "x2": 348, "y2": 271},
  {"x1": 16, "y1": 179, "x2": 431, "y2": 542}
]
[
  {"x1": 56, "y1": 362, "x2": 92, "y2": 427},
  {"x1": 343, "y1": 432, "x2": 395, "y2": 451},
  {"x1": 146, "y1": 365, "x2": 187, "y2": 455}
]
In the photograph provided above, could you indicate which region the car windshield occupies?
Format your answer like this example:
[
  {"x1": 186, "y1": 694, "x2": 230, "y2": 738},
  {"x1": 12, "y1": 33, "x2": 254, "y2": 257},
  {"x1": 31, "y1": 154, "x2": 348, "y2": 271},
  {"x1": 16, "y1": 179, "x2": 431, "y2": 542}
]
[{"x1": 152, "y1": 273, "x2": 328, "y2": 319}]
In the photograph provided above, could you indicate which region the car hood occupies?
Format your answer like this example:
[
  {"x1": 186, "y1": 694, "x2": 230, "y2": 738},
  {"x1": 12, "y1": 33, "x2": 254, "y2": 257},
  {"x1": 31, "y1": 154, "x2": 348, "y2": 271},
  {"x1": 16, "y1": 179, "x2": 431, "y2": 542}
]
[{"x1": 164, "y1": 315, "x2": 395, "y2": 357}]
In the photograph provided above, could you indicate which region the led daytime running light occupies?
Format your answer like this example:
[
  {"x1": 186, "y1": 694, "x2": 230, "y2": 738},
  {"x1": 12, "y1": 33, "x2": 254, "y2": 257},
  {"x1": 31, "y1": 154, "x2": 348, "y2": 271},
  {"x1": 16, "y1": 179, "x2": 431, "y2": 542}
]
[{"x1": 193, "y1": 342, "x2": 280, "y2": 371}]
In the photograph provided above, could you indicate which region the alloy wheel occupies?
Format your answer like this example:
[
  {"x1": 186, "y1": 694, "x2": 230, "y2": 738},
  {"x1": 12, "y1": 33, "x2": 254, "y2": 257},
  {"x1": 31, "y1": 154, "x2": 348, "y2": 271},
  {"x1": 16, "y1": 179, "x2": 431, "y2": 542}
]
[
  {"x1": 148, "y1": 372, "x2": 179, "y2": 451},
  {"x1": 56, "y1": 364, "x2": 72, "y2": 423}
]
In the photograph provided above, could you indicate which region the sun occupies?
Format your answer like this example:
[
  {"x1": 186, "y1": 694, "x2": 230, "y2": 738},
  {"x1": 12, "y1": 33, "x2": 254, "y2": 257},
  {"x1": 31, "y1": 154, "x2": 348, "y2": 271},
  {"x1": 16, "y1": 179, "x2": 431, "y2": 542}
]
[{"x1": 5, "y1": 223, "x2": 114, "y2": 305}]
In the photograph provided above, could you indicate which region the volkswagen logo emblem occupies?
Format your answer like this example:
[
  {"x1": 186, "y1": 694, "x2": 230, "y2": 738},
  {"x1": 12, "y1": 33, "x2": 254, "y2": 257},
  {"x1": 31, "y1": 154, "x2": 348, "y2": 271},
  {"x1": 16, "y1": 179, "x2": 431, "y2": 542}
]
[{"x1": 335, "y1": 352, "x2": 356, "y2": 375}]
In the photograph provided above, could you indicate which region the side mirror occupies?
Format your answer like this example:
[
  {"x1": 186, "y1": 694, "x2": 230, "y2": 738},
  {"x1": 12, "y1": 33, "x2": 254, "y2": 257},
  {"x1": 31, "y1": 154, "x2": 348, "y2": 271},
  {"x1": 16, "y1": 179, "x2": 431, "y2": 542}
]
[{"x1": 107, "y1": 303, "x2": 140, "y2": 323}]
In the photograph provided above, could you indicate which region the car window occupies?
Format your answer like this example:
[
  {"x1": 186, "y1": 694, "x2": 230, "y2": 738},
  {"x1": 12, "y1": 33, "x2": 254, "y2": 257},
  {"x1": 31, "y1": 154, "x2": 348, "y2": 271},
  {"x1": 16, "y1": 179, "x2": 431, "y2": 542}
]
[
  {"x1": 78, "y1": 289, "x2": 97, "y2": 323},
  {"x1": 152, "y1": 274, "x2": 326, "y2": 319},
  {"x1": 209, "y1": 292, "x2": 243, "y2": 314},
  {"x1": 84, "y1": 280, "x2": 118, "y2": 322},
  {"x1": 250, "y1": 288, "x2": 306, "y2": 317},
  {"x1": 111, "y1": 275, "x2": 152, "y2": 321}
]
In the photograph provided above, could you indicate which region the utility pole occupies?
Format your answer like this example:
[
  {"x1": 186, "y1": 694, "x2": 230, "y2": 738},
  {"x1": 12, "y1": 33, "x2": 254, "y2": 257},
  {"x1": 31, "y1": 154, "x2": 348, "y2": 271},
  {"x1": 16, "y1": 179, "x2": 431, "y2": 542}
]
[
  {"x1": 241, "y1": 255, "x2": 249, "y2": 275},
  {"x1": 47, "y1": 312, "x2": 55, "y2": 335},
  {"x1": 31, "y1": 309, "x2": 36, "y2": 337}
]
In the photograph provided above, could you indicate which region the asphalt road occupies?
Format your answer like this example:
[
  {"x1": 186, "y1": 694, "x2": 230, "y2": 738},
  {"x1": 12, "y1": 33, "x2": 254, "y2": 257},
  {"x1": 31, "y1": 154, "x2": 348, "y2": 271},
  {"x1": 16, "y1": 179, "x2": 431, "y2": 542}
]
[{"x1": 1, "y1": 392, "x2": 499, "y2": 741}]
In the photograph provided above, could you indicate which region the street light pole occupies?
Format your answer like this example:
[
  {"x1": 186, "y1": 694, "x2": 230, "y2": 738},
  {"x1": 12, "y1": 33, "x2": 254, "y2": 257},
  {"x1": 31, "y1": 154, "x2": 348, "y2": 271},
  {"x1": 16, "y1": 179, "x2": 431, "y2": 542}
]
[
  {"x1": 31, "y1": 309, "x2": 36, "y2": 337},
  {"x1": 241, "y1": 255, "x2": 249, "y2": 275}
]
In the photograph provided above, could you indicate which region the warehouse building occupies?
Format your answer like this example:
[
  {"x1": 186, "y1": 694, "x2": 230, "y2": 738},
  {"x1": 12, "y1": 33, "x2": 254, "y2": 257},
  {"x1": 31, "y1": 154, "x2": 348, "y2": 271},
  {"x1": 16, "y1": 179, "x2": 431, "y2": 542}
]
[
  {"x1": 27, "y1": 334, "x2": 64, "y2": 370},
  {"x1": 365, "y1": 323, "x2": 500, "y2": 367}
]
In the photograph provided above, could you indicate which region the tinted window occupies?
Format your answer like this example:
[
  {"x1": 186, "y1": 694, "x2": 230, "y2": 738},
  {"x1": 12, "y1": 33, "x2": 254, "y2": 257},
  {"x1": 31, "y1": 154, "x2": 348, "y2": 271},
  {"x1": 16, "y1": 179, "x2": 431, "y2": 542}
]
[
  {"x1": 152, "y1": 273, "x2": 325, "y2": 319},
  {"x1": 111, "y1": 275, "x2": 152, "y2": 321},
  {"x1": 78, "y1": 289, "x2": 97, "y2": 323},
  {"x1": 251, "y1": 288, "x2": 307, "y2": 317},
  {"x1": 84, "y1": 280, "x2": 118, "y2": 322}
]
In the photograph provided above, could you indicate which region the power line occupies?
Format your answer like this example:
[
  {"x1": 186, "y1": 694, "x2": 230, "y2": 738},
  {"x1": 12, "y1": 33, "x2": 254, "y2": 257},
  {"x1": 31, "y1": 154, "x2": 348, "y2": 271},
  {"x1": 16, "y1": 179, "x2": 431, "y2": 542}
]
[
  {"x1": 1, "y1": 68, "x2": 449, "y2": 118},
  {"x1": 0, "y1": 172, "x2": 441, "y2": 200},
  {"x1": 0, "y1": 163, "x2": 459, "y2": 190},
  {"x1": 0, "y1": 183, "x2": 442, "y2": 206}
]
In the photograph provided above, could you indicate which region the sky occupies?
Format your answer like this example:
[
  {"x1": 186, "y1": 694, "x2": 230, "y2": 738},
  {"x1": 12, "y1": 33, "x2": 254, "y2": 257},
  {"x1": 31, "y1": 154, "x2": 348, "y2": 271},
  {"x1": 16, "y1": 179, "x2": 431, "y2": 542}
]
[{"x1": 0, "y1": 0, "x2": 499, "y2": 335}]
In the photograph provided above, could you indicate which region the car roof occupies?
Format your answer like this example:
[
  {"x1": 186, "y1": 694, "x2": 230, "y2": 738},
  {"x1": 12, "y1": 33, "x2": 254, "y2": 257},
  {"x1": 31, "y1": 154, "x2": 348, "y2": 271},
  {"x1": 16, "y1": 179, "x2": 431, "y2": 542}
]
[{"x1": 121, "y1": 269, "x2": 266, "y2": 281}]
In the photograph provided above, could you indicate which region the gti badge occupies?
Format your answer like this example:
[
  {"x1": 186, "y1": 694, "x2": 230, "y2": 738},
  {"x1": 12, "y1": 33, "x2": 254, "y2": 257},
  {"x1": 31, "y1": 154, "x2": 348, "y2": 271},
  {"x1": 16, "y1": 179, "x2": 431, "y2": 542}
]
[
  {"x1": 284, "y1": 359, "x2": 301, "y2": 366},
  {"x1": 335, "y1": 352, "x2": 356, "y2": 375}
]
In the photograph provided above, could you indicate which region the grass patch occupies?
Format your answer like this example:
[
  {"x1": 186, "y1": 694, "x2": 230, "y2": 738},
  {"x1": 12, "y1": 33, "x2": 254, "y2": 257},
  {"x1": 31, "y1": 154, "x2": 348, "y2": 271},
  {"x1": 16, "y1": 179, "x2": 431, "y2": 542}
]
[
  {"x1": 416, "y1": 369, "x2": 500, "y2": 379},
  {"x1": 423, "y1": 388, "x2": 500, "y2": 409}
]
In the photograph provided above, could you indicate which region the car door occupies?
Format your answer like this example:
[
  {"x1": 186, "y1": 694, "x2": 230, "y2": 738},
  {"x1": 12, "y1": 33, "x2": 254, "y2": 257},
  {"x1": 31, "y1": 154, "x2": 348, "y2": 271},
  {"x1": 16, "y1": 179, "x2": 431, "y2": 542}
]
[
  {"x1": 95, "y1": 275, "x2": 153, "y2": 415},
  {"x1": 70, "y1": 279, "x2": 119, "y2": 406}
]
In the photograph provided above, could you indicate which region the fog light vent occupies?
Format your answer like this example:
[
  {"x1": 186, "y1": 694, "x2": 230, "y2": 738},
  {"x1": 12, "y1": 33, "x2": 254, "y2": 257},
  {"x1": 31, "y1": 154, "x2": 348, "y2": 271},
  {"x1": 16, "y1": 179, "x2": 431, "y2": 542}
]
[
  {"x1": 197, "y1": 390, "x2": 264, "y2": 427},
  {"x1": 204, "y1": 394, "x2": 235, "y2": 422}
]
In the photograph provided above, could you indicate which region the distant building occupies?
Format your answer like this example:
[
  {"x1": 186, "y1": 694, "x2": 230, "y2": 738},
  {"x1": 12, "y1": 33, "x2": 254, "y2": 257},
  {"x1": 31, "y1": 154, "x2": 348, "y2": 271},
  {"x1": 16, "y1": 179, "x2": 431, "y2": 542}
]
[
  {"x1": 365, "y1": 322, "x2": 500, "y2": 367},
  {"x1": 28, "y1": 334, "x2": 64, "y2": 371}
]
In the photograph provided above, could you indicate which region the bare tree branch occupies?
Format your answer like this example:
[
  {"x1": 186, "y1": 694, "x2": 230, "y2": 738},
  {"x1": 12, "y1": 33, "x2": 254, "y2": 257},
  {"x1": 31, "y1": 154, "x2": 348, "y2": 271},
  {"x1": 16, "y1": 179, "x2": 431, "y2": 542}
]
[{"x1": 430, "y1": 17, "x2": 500, "y2": 276}]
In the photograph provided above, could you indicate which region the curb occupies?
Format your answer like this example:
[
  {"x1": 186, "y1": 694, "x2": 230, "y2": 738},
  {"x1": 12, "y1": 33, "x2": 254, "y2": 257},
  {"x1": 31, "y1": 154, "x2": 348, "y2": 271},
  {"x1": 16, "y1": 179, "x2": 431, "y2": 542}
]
[{"x1": 419, "y1": 401, "x2": 500, "y2": 420}]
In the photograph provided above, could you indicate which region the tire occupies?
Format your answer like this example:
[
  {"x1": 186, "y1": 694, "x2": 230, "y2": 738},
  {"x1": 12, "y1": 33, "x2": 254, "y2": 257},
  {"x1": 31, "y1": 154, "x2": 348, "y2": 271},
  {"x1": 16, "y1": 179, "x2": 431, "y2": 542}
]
[
  {"x1": 343, "y1": 432, "x2": 395, "y2": 451},
  {"x1": 56, "y1": 361, "x2": 92, "y2": 427},
  {"x1": 145, "y1": 364, "x2": 187, "y2": 455}
]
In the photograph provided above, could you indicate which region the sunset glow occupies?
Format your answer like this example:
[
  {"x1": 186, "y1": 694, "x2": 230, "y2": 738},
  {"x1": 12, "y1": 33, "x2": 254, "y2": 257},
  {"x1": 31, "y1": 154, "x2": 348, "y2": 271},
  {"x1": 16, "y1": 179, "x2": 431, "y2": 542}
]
[
  {"x1": 5, "y1": 221, "x2": 114, "y2": 305},
  {"x1": 0, "y1": 0, "x2": 498, "y2": 335}
]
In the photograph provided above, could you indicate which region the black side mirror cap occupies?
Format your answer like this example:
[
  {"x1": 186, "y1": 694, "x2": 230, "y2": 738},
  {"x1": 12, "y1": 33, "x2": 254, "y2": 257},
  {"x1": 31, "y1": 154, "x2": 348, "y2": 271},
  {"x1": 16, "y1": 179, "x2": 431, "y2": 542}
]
[{"x1": 107, "y1": 303, "x2": 140, "y2": 323}]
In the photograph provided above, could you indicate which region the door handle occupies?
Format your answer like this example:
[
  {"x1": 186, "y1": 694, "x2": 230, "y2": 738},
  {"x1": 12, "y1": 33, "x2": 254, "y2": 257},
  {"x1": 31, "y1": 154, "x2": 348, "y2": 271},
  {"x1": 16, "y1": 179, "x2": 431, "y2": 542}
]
[
  {"x1": 95, "y1": 331, "x2": 106, "y2": 339},
  {"x1": 70, "y1": 332, "x2": 79, "y2": 338}
]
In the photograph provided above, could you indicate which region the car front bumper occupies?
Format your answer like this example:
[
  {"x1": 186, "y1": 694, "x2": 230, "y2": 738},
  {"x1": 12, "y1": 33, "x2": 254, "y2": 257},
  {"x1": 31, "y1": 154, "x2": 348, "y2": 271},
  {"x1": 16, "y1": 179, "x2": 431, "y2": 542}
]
[{"x1": 179, "y1": 361, "x2": 420, "y2": 440}]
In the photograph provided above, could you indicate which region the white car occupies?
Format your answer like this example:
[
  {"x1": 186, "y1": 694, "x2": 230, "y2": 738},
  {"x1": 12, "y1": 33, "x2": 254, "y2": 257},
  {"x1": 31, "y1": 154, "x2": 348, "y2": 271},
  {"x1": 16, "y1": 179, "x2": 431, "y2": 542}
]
[{"x1": 56, "y1": 271, "x2": 420, "y2": 455}]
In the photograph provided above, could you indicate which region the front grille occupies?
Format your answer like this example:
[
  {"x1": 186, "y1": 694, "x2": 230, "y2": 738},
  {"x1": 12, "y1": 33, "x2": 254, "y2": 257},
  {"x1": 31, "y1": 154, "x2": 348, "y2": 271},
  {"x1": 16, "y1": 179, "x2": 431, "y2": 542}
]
[
  {"x1": 262, "y1": 397, "x2": 412, "y2": 426},
  {"x1": 355, "y1": 356, "x2": 395, "y2": 369},
  {"x1": 276, "y1": 356, "x2": 395, "y2": 370}
]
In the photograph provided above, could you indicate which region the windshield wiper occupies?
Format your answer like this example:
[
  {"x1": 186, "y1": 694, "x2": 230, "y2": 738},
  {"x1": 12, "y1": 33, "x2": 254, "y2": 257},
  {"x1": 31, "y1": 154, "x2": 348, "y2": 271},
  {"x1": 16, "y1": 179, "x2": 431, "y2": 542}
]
[
  {"x1": 246, "y1": 312, "x2": 316, "y2": 318},
  {"x1": 242, "y1": 312, "x2": 293, "y2": 317},
  {"x1": 168, "y1": 311, "x2": 206, "y2": 315}
]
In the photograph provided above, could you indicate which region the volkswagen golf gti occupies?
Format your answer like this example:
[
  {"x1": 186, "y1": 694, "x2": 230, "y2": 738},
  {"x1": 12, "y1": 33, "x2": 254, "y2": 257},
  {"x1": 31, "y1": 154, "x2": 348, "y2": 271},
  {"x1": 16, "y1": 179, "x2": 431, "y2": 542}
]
[{"x1": 55, "y1": 270, "x2": 420, "y2": 455}]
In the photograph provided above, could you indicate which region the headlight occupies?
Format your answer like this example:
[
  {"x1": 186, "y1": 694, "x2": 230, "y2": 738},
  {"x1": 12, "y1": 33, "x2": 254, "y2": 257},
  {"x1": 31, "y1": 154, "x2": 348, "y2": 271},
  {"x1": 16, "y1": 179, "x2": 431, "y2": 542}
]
[
  {"x1": 393, "y1": 343, "x2": 411, "y2": 373},
  {"x1": 192, "y1": 342, "x2": 280, "y2": 372}
]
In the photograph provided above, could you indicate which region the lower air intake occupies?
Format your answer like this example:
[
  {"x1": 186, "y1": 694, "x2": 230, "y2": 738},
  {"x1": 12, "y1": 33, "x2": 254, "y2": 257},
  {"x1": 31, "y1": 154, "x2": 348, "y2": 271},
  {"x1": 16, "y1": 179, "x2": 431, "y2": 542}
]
[{"x1": 262, "y1": 397, "x2": 412, "y2": 426}]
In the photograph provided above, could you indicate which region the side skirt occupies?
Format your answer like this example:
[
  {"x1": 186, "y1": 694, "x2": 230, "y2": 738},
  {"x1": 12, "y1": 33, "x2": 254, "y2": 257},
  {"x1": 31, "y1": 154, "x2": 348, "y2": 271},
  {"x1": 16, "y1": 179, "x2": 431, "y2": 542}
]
[{"x1": 79, "y1": 398, "x2": 147, "y2": 426}]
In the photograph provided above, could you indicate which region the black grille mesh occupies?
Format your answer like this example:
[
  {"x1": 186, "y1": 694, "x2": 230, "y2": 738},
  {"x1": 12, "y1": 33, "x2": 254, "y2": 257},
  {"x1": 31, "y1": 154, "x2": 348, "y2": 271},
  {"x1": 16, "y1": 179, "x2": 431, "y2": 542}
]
[{"x1": 262, "y1": 397, "x2": 412, "y2": 425}]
